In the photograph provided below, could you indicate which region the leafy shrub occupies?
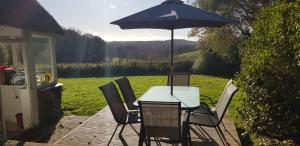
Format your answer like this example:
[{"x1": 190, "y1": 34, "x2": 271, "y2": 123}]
[{"x1": 236, "y1": 2, "x2": 300, "y2": 143}]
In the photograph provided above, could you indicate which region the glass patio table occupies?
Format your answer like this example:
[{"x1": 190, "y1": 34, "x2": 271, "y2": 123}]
[{"x1": 134, "y1": 86, "x2": 200, "y2": 110}]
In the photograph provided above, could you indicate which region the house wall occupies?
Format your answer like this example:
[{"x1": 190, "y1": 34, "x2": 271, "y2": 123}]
[{"x1": 0, "y1": 85, "x2": 24, "y2": 123}]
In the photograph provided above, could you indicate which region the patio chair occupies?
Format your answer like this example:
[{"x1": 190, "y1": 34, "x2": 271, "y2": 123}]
[
  {"x1": 196, "y1": 79, "x2": 233, "y2": 113},
  {"x1": 99, "y1": 82, "x2": 140, "y2": 145},
  {"x1": 138, "y1": 101, "x2": 189, "y2": 146},
  {"x1": 167, "y1": 72, "x2": 190, "y2": 86},
  {"x1": 115, "y1": 77, "x2": 138, "y2": 111},
  {"x1": 187, "y1": 81, "x2": 238, "y2": 146}
]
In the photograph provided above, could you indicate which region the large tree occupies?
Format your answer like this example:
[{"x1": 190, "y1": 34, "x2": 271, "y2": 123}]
[
  {"x1": 191, "y1": 0, "x2": 273, "y2": 36},
  {"x1": 189, "y1": 0, "x2": 275, "y2": 75},
  {"x1": 56, "y1": 29, "x2": 106, "y2": 63}
]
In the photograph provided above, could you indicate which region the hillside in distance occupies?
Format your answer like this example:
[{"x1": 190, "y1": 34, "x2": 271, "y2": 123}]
[
  {"x1": 55, "y1": 28, "x2": 198, "y2": 63},
  {"x1": 106, "y1": 39, "x2": 197, "y2": 60}
]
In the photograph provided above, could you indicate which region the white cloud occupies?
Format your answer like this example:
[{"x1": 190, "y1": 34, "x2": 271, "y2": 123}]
[
  {"x1": 109, "y1": 5, "x2": 117, "y2": 9},
  {"x1": 86, "y1": 30, "x2": 102, "y2": 37}
]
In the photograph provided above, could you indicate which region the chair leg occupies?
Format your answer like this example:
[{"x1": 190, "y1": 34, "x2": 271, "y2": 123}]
[
  {"x1": 221, "y1": 122, "x2": 240, "y2": 145},
  {"x1": 147, "y1": 137, "x2": 151, "y2": 146},
  {"x1": 221, "y1": 122, "x2": 228, "y2": 132},
  {"x1": 215, "y1": 127, "x2": 226, "y2": 146},
  {"x1": 119, "y1": 124, "x2": 126, "y2": 136},
  {"x1": 108, "y1": 124, "x2": 119, "y2": 146},
  {"x1": 188, "y1": 125, "x2": 192, "y2": 146},
  {"x1": 154, "y1": 137, "x2": 161, "y2": 146},
  {"x1": 217, "y1": 125, "x2": 227, "y2": 143},
  {"x1": 130, "y1": 124, "x2": 140, "y2": 136}
]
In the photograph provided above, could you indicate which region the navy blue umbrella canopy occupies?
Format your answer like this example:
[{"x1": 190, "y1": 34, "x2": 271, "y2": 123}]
[
  {"x1": 111, "y1": 0, "x2": 234, "y2": 95},
  {"x1": 111, "y1": 0, "x2": 234, "y2": 29}
]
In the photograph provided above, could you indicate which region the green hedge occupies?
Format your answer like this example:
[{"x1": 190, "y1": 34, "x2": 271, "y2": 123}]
[
  {"x1": 57, "y1": 61, "x2": 194, "y2": 77},
  {"x1": 236, "y1": 2, "x2": 300, "y2": 143}
]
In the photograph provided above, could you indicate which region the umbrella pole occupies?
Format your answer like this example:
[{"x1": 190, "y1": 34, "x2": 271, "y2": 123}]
[{"x1": 171, "y1": 29, "x2": 174, "y2": 95}]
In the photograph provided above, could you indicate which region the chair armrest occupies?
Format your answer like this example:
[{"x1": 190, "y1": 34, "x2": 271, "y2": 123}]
[
  {"x1": 200, "y1": 95, "x2": 215, "y2": 105},
  {"x1": 123, "y1": 103, "x2": 139, "y2": 114},
  {"x1": 127, "y1": 109, "x2": 139, "y2": 114},
  {"x1": 191, "y1": 102, "x2": 214, "y2": 115}
]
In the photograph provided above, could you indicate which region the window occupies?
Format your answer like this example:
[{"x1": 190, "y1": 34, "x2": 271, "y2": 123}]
[{"x1": 32, "y1": 35, "x2": 53, "y2": 86}]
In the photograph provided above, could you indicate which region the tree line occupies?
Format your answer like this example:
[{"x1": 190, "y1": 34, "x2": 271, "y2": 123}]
[{"x1": 55, "y1": 29, "x2": 106, "y2": 63}]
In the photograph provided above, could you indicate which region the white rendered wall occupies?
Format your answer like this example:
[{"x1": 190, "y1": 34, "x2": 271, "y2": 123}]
[
  {"x1": 0, "y1": 85, "x2": 24, "y2": 123},
  {"x1": 0, "y1": 85, "x2": 32, "y2": 129}
]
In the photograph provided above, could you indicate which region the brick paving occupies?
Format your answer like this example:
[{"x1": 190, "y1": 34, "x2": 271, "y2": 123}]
[
  {"x1": 47, "y1": 116, "x2": 89, "y2": 143},
  {"x1": 4, "y1": 140, "x2": 69, "y2": 146},
  {"x1": 55, "y1": 106, "x2": 241, "y2": 146}
]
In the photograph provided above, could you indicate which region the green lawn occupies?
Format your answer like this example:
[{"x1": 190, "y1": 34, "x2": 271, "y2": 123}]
[{"x1": 59, "y1": 75, "x2": 242, "y2": 118}]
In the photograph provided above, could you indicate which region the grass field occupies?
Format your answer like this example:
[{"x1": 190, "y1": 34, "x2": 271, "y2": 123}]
[{"x1": 59, "y1": 75, "x2": 242, "y2": 119}]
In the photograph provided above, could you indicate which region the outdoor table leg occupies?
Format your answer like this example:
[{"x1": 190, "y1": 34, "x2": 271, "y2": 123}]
[
  {"x1": 182, "y1": 121, "x2": 188, "y2": 146},
  {"x1": 138, "y1": 125, "x2": 144, "y2": 146},
  {"x1": 186, "y1": 110, "x2": 192, "y2": 145}
]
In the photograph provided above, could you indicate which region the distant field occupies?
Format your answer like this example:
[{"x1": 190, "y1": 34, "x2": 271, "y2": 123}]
[
  {"x1": 58, "y1": 75, "x2": 242, "y2": 119},
  {"x1": 175, "y1": 50, "x2": 203, "y2": 61},
  {"x1": 56, "y1": 49, "x2": 201, "y2": 68}
]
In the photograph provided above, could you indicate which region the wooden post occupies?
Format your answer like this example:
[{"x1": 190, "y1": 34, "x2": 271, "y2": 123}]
[
  {"x1": 50, "y1": 37, "x2": 58, "y2": 83},
  {"x1": 22, "y1": 30, "x2": 39, "y2": 128},
  {"x1": 170, "y1": 29, "x2": 174, "y2": 95}
]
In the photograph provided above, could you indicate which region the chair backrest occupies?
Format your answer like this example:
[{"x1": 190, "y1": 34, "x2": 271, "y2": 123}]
[
  {"x1": 99, "y1": 82, "x2": 128, "y2": 124},
  {"x1": 214, "y1": 79, "x2": 233, "y2": 107},
  {"x1": 115, "y1": 77, "x2": 137, "y2": 110},
  {"x1": 167, "y1": 72, "x2": 190, "y2": 86},
  {"x1": 138, "y1": 101, "x2": 181, "y2": 140},
  {"x1": 215, "y1": 80, "x2": 238, "y2": 123}
]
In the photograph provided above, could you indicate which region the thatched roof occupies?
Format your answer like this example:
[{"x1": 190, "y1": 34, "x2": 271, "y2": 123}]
[{"x1": 0, "y1": 0, "x2": 64, "y2": 35}]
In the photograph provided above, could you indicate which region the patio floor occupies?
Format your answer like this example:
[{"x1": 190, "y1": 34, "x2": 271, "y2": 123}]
[{"x1": 54, "y1": 106, "x2": 241, "y2": 146}]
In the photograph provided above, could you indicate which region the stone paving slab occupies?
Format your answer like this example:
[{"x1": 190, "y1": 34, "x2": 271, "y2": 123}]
[{"x1": 56, "y1": 106, "x2": 241, "y2": 146}]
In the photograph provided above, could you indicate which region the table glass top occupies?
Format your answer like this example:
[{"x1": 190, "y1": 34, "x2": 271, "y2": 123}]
[{"x1": 134, "y1": 86, "x2": 200, "y2": 109}]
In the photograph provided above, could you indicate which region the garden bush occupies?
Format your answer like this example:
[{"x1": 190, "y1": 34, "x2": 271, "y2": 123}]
[{"x1": 236, "y1": 2, "x2": 300, "y2": 143}]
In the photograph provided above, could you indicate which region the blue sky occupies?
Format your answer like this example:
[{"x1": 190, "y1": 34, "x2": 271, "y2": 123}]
[{"x1": 37, "y1": 0, "x2": 197, "y2": 41}]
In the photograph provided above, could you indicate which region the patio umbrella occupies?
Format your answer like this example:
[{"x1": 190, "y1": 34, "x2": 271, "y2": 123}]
[{"x1": 111, "y1": 0, "x2": 234, "y2": 95}]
